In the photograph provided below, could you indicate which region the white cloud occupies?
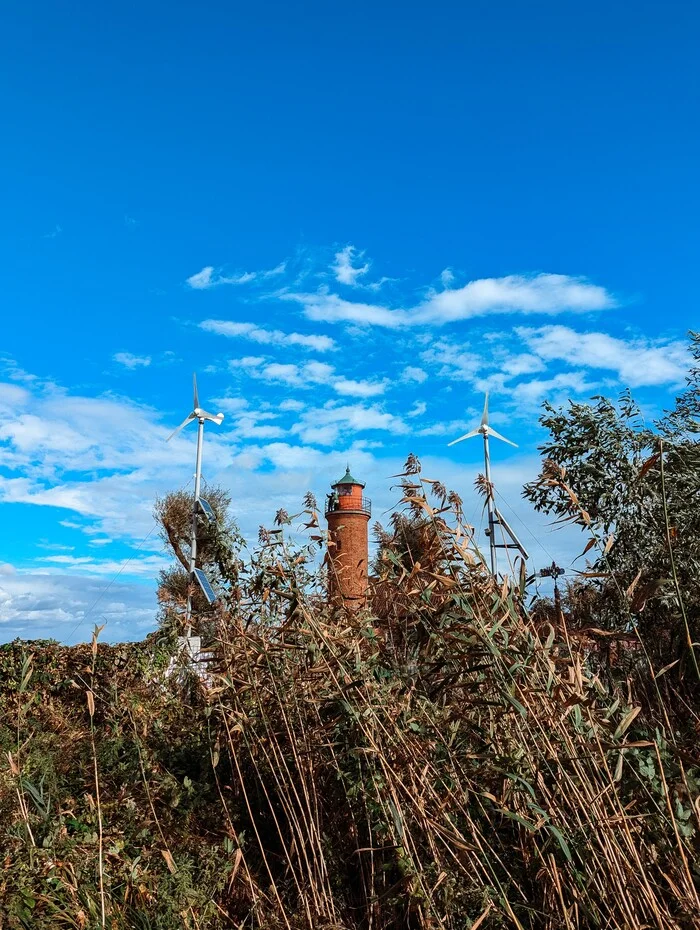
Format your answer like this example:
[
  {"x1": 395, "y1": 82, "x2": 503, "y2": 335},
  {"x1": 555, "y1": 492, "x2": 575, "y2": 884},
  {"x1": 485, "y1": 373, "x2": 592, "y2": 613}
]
[
  {"x1": 510, "y1": 371, "x2": 597, "y2": 405},
  {"x1": 200, "y1": 319, "x2": 336, "y2": 352},
  {"x1": 186, "y1": 266, "x2": 217, "y2": 289},
  {"x1": 238, "y1": 359, "x2": 387, "y2": 398},
  {"x1": 407, "y1": 401, "x2": 427, "y2": 418},
  {"x1": 186, "y1": 261, "x2": 285, "y2": 290},
  {"x1": 413, "y1": 274, "x2": 615, "y2": 325},
  {"x1": 0, "y1": 358, "x2": 47, "y2": 385},
  {"x1": 417, "y1": 418, "x2": 471, "y2": 437},
  {"x1": 332, "y1": 245, "x2": 370, "y2": 286},
  {"x1": 288, "y1": 273, "x2": 615, "y2": 329},
  {"x1": 236, "y1": 423, "x2": 286, "y2": 439},
  {"x1": 211, "y1": 395, "x2": 249, "y2": 414},
  {"x1": 421, "y1": 341, "x2": 484, "y2": 382},
  {"x1": 0, "y1": 382, "x2": 31, "y2": 408},
  {"x1": 289, "y1": 291, "x2": 402, "y2": 327},
  {"x1": 402, "y1": 366, "x2": 428, "y2": 383},
  {"x1": 0, "y1": 566, "x2": 157, "y2": 643},
  {"x1": 498, "y1": 353, "x2": 547, "y2": 378},
  {"x1": 113, "y1": 352, "x2": 151, "y2": 369},
  {"x1": 36, "y1": 553, "x2": 169, "y2": 576},
  {"x1": 518, "y1": 326, "x2": 690, "y2": 387},
  {"x1": 230, "y1": 411, "x2": 286, "y2": 440},
  {"x1": 291, "y1": 402, "x2": 408, "y2": 446},
  {"x1": 332, "y1": 377, "x2": 387, "y2": 398},
  {"x1": 229, "y1": 356, "x2": 266, "y2": 370},
  {"x1": 257, "y1": 361, "x2": 335, "y2": 390}
]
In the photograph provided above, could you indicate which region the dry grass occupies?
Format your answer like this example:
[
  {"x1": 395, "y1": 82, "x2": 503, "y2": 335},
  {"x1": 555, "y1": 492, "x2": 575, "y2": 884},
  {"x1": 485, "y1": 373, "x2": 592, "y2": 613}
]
[{"x1": 0, "y1": 465, "x2": 698, "y2": 928}]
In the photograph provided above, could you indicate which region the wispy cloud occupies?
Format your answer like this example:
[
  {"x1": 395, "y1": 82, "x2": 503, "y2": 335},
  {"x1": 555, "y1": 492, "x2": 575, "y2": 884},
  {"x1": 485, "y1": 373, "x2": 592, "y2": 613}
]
[
  {"x1": 229, "y1": 356, "x2": 267, "y2": 370},
  {"x1": 289, "y1": 291, "x2": 401, "y2": 327},
  {"x1": 291, "y1": 402, "x2": 409, "y2": 446},
  {"x1": 510, "y1": 371, "x2": 597, "y2": 405},
  {"x1": 332, "y1": 245, "x2": 370, "y2": 286},
  {"x1": 230, "y1": 357, "x2": 386, "y2": 398},
  {"x1": 332, "y1": 377, "x2": 387, "y2": 398},
  {"x1": 407, "y1": 401, "x2": 427, "y2": 418},
  {"x1": 186, "y1": 261, "x2": 286, "y2": 290},
  {"x1": 414, "y1": 274, "x2": 615, "y2": 324},
  {"x1": 402, "y1": 366, "x2": 428, "y2": 383},
  {"x1": 286, "y1": 273, "x2": 615, "y2": 329},
  {"x1": 36, "y1": 553, "x2": 168, "y2": 576},
  {"x1": 186, "y1": 266, "x2": 255, "y2": 289},
  {"x1": 518, "y1": 325, "x2": 689, "y2": 387},
  {"x1": 113, "y1": 352, "x2": 151, "y2": 369},
  {"x1": 421, "y1": 341, "x2": 484, "y2": 382},
  {"x1": 200, "y1": 319, "x2": 335, "y2": 352}
]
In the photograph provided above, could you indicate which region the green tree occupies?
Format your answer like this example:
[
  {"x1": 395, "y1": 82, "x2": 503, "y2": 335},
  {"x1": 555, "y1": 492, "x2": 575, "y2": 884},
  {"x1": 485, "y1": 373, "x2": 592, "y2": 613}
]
[{"x1": 523, "y1": 333, "x2": 700, "y2": 678}]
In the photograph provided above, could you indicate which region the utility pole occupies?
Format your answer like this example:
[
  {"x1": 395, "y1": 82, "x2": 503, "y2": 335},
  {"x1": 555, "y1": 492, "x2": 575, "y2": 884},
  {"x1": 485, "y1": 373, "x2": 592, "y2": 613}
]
[
  {"x1": 186, "y1": 413, "x2": 205, "y2": 634},
  {"x1": 166, "y1": 374, "x2": 224, "y2": 637},
  {"x1": 482, "y1": 424, "x2": 497, "y2": 575}
]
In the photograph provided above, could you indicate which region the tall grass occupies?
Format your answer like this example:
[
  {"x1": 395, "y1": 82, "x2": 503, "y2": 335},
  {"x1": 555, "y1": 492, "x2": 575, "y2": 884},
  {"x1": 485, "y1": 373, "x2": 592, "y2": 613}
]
[{"x1": 0, "y1": 463, "x2": 698, "y2": 928}]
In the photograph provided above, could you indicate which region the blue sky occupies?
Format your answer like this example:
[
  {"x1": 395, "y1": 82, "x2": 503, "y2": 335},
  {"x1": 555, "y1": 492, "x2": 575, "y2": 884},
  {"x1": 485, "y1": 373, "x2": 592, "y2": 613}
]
[{"x1": 0, "y1": 1, "x2": 697, "y2": 642}]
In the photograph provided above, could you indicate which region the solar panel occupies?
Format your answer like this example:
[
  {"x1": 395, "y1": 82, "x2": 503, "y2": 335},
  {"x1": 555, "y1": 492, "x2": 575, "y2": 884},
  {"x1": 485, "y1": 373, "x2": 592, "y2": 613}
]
[
  {"x1": 193, "y1": 568, "x2": 217, "y2": 604},
  {"x1": 197, "y1": 497, "x2": 216, "y2": 523}
]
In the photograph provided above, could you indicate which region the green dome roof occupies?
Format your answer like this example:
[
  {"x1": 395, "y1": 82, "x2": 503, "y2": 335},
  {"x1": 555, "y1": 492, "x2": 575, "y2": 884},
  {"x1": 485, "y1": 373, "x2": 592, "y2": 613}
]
[{"x1": 331, "y1": 465, "x2": 365, "y2": 488}]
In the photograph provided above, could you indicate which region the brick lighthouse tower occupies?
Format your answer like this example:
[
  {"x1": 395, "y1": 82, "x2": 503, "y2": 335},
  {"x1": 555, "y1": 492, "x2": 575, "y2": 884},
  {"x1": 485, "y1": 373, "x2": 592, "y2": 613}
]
[{"x1": 325, "y1": 466, "x2": 371, "y2": 608}]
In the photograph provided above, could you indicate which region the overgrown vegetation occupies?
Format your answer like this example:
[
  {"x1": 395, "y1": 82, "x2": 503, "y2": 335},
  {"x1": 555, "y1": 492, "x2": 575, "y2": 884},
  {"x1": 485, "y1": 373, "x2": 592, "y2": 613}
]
[
  {"x1": 1, "y1": 340, "x2": 699, "y2": 928},
  {"x1": 525, "y1": 332, "x2": 700, "y2": 699}
]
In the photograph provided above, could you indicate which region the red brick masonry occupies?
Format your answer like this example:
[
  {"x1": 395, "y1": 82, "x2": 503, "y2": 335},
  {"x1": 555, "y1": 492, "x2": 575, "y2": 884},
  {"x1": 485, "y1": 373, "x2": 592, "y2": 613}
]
[{"x1": 326, "y1": 480, "x2": 370, "y2": 608}]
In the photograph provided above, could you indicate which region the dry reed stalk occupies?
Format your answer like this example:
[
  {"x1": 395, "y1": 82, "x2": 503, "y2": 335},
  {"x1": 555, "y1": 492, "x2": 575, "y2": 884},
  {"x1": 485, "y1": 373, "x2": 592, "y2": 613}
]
[
  {"x1": 88, "y1": 625, "x2": 106, "y2": 929},
  {"x1": 206, "y1": 467, "x2": 698, "y2": 929}
]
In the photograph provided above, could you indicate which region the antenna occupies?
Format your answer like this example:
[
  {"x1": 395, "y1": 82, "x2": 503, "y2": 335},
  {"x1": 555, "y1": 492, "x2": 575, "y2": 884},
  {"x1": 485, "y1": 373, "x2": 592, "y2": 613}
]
[
  {"x1": 166, "y1": 373, "x2": 224, "y2": 633},
  {"x1": 447, "y1": 392, "x2": 529, "y2": 575}
]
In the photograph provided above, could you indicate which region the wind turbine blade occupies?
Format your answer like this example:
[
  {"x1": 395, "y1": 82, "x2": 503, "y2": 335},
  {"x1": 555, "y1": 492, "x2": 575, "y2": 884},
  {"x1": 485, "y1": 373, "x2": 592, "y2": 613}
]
[
  {"x1": 193, "y1": 373, "x2": 199, "y2": 410},
  {"x1": 486, "y1": 426, "x2": 518, "y2": 448},
  {"x1": 480, "y1": 392, "x2": 489, "y2": 428},
  {"x1": 447, "y1": 428, "x2": 481, "y2": 447},
  {"x1": 166, "y1": 413, "x2": 195, "y2": 442}
]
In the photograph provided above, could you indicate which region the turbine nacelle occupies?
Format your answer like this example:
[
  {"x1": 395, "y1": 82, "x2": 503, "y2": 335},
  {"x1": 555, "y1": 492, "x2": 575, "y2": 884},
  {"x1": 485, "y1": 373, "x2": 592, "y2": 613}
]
[
  {"x1": 165, "y1": 374, "x2": 224, "y2": 442},
  {"x1": 193, "y1": 407, "x2": 224, "y2": 424}
]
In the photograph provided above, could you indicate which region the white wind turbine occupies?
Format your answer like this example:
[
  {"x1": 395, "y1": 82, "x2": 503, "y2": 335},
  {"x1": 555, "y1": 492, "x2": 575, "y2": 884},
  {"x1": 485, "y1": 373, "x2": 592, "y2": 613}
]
[
  {"x1": 448, "y1": 393, "x2": 528, "y2": 575},
  {"x1": 167, "y1": 374, "x2": 224, "y2": 631}
]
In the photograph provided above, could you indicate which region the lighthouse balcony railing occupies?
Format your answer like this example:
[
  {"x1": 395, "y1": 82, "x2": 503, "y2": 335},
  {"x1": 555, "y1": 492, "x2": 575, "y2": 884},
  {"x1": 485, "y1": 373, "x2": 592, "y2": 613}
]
[{"x1": 325, "y1": 495, "x2": 372, "y2": 517}]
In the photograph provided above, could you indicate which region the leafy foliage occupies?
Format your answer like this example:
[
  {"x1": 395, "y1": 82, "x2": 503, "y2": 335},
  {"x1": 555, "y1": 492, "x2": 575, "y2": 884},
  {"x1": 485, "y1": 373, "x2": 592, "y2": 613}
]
[{"x1": 524, "y1": 335, "x2": 700, "y2": 682}]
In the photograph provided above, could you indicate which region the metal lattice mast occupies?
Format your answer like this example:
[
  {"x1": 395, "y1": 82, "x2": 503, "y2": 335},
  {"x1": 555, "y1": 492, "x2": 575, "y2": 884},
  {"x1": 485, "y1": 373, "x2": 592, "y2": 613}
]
[{"x1": 448, "y1": 393, "x2": 529, "y2": 576}]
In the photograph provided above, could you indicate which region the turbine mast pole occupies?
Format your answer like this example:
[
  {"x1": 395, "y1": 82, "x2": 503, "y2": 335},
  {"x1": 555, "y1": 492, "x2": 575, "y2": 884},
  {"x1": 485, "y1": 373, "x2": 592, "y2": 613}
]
[
  {"x1": 483, "y1": 428, "x2": 497, "y2": 575},
  {"x1": 186, "y1": 416, "x2": 205, "y2": 634}
]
